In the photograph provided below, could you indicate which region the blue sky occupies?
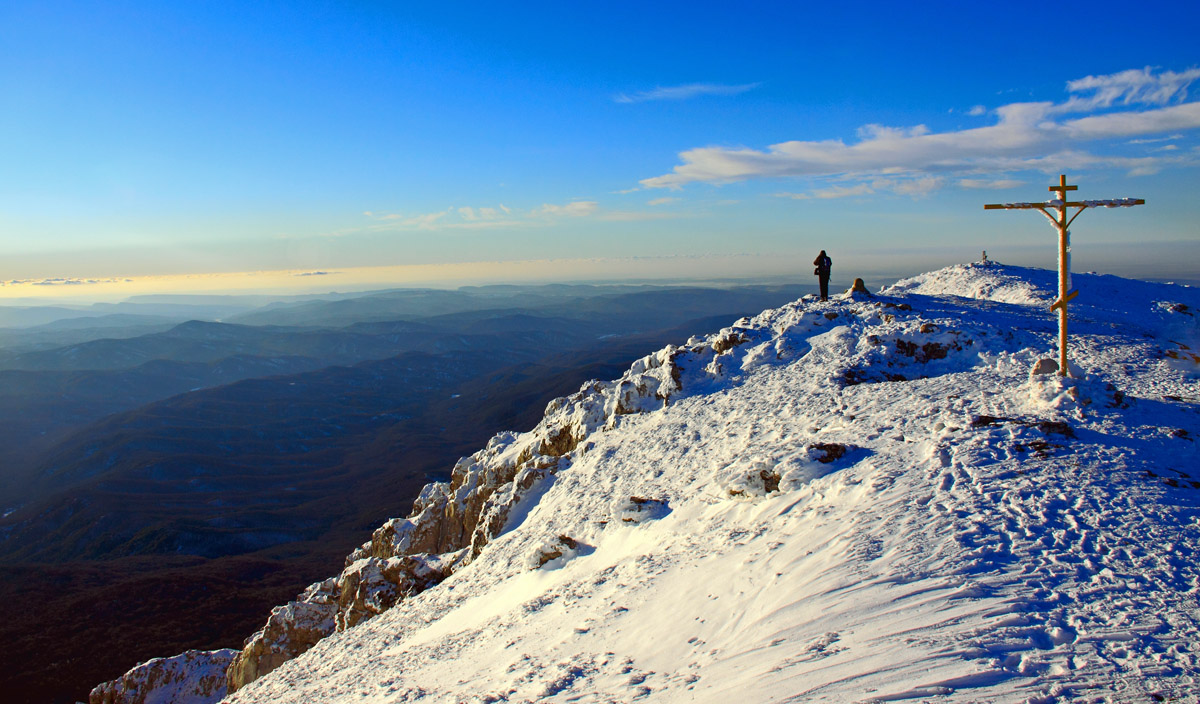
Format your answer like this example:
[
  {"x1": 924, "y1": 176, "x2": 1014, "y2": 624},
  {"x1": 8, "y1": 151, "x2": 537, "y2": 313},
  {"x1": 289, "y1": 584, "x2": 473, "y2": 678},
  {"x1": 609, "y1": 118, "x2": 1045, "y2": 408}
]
[{"x1": 2, "y1": 1, "x2": 1198, "y2": 298}]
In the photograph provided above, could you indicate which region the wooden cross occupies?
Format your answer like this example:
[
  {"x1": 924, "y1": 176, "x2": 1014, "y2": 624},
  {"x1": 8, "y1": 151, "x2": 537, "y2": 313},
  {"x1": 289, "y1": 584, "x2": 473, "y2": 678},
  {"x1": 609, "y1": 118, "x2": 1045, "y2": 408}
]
[{"x1": 985, "y1": 174, "x2": 1144, "y2": 377}]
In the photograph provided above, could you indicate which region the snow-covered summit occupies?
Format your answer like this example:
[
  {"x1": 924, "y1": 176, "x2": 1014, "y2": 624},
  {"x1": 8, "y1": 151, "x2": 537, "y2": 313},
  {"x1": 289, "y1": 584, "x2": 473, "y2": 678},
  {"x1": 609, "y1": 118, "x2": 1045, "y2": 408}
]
[
  {"x1": 888, "y1": 262, "x2": 1198, "y2": 346},
  {"x1": 885, "y1": 260, "x2": 1057, "y2": 306},
  {"x1": 99, "y1": 262, "x2": 1200, "y2": 704}
]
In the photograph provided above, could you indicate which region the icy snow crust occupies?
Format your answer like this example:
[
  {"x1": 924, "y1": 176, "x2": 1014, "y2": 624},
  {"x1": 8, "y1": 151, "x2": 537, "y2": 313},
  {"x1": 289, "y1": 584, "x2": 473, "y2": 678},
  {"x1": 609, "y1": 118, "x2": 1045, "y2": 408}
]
[{"x1": 226, "y1": 263, "x2": 1200, "y2": 704}]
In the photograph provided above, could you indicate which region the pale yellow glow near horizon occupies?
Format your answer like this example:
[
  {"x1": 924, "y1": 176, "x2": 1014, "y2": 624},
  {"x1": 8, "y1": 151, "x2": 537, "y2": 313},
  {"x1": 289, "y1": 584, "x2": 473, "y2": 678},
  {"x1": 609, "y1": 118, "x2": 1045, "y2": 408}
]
[
  {"x1": 0, "y1": 254, "x2": 814, "y2": 304},
  {"x1": 9, "y1": 246, "x2": 1165, "y2": 306}
]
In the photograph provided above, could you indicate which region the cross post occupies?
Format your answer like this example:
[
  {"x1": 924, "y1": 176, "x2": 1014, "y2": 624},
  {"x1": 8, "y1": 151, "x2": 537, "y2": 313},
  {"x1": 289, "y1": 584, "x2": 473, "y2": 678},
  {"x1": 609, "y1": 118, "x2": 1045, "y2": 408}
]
[{"x1": 984, "y1": 174, "x2": 1144, "y2": 377}]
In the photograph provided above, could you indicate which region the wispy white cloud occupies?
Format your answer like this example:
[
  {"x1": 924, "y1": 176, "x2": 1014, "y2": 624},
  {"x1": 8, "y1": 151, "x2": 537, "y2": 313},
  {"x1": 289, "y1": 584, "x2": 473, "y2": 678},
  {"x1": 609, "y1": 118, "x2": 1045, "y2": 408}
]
[
  {"x1": 1059, "y1": 102, "x2": 1200, "y2": 139},
  {"x1": 362, "y1": 205, "x2": 525, "y2": 232},
  {"x1": 597, "y1": 211, "x2": 681, "y2": 222},
  {"x1": 642, "y1": 66, "x2": 1200, "y2": 193},
  {"x1": 391, "y1": 211, "x2": 449, "y2": 229},
  {"x1": 1061, "y1": 67, "x2": 1200, "y2": 112},
  {"x1": 532, "y1": 201, "x2": 599, "y2": 217},
  {"x1": 615, "y1": 82, "x2": 760, "y2": 104},
  {"x1": 968, "y1": 149, "x2": 1174, "y2": 177},
  {"x1": 360, "y1": 200, "x2": 610, "y2": 233},
  {"x1": 775, "y1": 184, "x2": 873, "y2": 200},
  {"x1": 647, "y1": 197, "x2": 680, "y2": 206},
  {"x1": 889, "y1": 176, "x2": 944, "y2": 196},
  {"x1": 458, "y1": 205, "x2": 512, "y2": 221},
  {"x1": 775, "y1": 177, "x2": 943, "y2": 200},
  {"x1": 1128, "y1": 134, "x2": 1183, "y2": 144},
  {"x1": 958, "y1": 178, "x2": 1024, "y2": 190},
  {"x1": 1, "y1": 277, "x2": 127, "y2": 287},
  {"x1": 968, "y1": 105, "x2": 987, "y2": 116}
]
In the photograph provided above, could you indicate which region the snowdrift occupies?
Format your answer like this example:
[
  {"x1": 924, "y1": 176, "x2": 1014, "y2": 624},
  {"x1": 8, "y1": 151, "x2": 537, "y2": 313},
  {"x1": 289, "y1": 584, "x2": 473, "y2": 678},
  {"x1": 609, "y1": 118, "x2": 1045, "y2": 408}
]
[{"x1": 95, "y1": 262, "x2": 1200, "y2": 704}]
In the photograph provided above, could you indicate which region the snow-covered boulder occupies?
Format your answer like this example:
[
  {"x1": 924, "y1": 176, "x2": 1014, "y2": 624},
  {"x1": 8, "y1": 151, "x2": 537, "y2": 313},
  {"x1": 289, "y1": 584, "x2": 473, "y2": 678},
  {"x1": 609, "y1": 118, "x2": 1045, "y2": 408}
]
[
  {"x1": 525, "y1": 534, "x2": 581, "y2": 570},
  {"x1": 718, "y1": 457, "x2": 781, "y2": 498},
  {"x1": 89, "y1": 649, "x2": 236, "y2": 704},
  {"x1": 610, "y1": 495, "x2": 670, "y2": 523}
]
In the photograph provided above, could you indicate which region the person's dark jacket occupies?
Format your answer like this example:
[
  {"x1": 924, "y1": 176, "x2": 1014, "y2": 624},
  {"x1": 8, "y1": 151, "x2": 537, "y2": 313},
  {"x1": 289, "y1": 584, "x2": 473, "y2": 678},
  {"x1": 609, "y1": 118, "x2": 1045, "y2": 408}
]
[{"x1": 814, "y1": 254, "x2": 832, "y2": 277}]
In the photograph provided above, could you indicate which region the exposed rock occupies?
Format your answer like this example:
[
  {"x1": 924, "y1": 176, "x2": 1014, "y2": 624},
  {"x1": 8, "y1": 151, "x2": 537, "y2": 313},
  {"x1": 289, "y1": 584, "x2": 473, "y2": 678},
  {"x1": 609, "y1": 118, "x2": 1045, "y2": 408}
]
[
  {"x1": 894, "y1": 339, "x2": 951, "y2": 363},
  {"x1": 807, "y1": 443, "x2": 849, "y2": 463},
  {"x1": 611, "y1": 495, "x2": 671, "y2": 523},
  {"x1": 225, "y1": 550, "x2": 463, "y2": 692},
  {"x1": 1165, "y1": 342, "x2": 1200, "y2": 364},
  {"x1": 227, "y1": 438, "x2": 561, "y2": 691},
  {"x1": 527, "y1": 535, "x2": 580, "y2": 569},
  {"x1": 1037, "y1": 420, "x2": 1075, "y2": 438},
  {"x1": 469, "y1": 465, "x2": 554, "y2": 559},
  {"x1": 847, "y1": 278, "x2": 872, "y2": 296},
  {"x1": 540, "y1": 425, "x2": 578, "y2": 457},
  {"x1": 711, "y1": 329, "x2": 750, "y2": 355},
  {"x1": 226, "y1": 579, "x2": 338, "y2": 691},
  {"x1": 760, "y1": 468, "x2": 781, "y2": 493},
  {"x1": 336, "y1": 555, "x2": 450, "y2": 630},
  {"x1": 1031, "y1": 358, "x2": 1060, "y2": 376},
  {"x1": 90, "y1": 649, "x2": 236, "y2": 704},
  {"x1": 970, "y1": 414, "x2": 1014, "y2": 427}
]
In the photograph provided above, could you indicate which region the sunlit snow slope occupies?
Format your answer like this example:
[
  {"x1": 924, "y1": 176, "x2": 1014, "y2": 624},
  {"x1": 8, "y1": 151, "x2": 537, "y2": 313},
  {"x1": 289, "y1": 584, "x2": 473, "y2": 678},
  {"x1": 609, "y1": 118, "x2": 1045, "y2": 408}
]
[{"x1": 225, "y1": 262, "x2": 1200, "y2": 704}]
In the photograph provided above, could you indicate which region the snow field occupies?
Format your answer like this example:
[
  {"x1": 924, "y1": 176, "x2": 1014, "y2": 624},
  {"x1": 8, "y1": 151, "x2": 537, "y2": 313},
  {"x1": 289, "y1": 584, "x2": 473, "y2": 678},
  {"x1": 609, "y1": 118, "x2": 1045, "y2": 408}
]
[{"x1": 226, "y1": 263, "x2": 1200, "y2": 704}]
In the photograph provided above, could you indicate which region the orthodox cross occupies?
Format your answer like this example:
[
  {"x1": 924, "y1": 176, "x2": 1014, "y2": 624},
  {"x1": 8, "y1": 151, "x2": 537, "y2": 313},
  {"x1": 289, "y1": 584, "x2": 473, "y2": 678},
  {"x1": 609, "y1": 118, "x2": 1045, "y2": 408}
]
[{"x1": 984, "y1": 174, "x2": 1144, "y2": 377}]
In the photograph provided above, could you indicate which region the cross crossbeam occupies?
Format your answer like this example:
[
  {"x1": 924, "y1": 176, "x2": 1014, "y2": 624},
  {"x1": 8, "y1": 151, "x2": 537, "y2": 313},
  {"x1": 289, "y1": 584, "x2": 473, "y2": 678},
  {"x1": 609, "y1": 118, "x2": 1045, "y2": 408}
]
[
  {"x1": 984, "y1": 198, "x2": 1144, "y2": 209},
  {"x1": 984, "y1": 174, "x2": 1144, "y2": 377}
]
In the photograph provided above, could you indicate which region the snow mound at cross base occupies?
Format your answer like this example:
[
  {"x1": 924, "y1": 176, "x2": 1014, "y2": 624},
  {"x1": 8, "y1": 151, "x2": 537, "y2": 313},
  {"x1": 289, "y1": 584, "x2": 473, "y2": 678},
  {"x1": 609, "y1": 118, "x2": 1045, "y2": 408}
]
[
  {"x1": 884, "y1": 261, "x2": 1055, "y2": 305},
  {"x1": 225, "y1": 263, "x2": 1200, "y2": 704}
]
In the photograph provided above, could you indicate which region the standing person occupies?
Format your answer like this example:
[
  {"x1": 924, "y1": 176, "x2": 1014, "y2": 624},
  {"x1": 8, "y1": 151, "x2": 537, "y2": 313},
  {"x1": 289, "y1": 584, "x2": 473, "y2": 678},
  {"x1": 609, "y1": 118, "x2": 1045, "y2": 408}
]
[{"x1": 813, "y1": 250, "x2": 832, "y2": 301}]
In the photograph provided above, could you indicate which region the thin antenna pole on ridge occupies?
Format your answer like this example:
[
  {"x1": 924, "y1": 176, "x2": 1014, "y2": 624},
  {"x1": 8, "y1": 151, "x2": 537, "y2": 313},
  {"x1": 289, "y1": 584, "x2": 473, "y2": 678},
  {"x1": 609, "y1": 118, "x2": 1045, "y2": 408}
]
[{"x1": 984, "y1": 174, "x2": 1144, "y2": 377}]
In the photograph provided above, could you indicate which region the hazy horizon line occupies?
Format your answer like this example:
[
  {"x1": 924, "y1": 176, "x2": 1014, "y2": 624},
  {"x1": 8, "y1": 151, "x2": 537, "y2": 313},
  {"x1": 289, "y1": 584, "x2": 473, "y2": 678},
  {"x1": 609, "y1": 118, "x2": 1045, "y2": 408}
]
[{"x1": 2, "y1": 244, "x2": 1197, "y2": 306}]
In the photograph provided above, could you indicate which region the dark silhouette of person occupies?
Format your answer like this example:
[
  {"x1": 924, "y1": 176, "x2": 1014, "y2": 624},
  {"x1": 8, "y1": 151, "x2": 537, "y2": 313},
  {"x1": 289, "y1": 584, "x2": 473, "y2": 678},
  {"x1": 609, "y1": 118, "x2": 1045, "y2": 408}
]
[{"x1": 813, "y1": 250, "x2": 832, "y2": 301}]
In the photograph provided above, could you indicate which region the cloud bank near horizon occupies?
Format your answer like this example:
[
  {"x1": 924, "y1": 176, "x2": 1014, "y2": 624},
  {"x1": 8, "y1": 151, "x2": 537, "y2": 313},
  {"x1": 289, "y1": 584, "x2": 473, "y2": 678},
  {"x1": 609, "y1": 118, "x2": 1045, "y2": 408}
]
[{"x1": 1, "y1": 277, "x2": 133, "y2": 288}]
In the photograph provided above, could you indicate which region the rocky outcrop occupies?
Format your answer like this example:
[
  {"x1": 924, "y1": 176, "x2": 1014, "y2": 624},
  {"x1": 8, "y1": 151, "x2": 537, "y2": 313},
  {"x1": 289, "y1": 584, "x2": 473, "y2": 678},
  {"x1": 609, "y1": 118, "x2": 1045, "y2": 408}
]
[
  {"x1": 89, "y1": 649, "x2": 236, "y2": 704},
  {"x1": 336, "y1": 554, "x2": 451, "y2": 630},
  {"x1": 225, "y1": 578, "x2": 339, "y2": 690},
  {"x1": 224, "y1": 554, "x2": 452, "y2": 689}
]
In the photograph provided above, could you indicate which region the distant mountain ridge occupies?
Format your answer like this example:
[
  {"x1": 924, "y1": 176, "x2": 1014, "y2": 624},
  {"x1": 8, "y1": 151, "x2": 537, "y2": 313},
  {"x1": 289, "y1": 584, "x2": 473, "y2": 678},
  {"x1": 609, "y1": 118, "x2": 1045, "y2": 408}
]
[{"x1": 0, "y1": 286, "x2": 808, "y2": 506}]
